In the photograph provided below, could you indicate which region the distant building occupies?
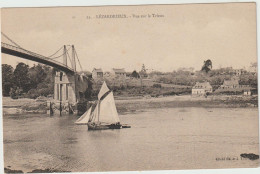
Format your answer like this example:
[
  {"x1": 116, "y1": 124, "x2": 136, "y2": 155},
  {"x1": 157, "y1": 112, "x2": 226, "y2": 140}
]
[
  {"x1": 233, "y1": 69, "x2": 248, "y2": 76},
  {"x1": 92, "y1": 68, "x2": 103, "y2": 79},
  {"x1": 234, "y1": 69, "x2": 242, "y2": 76},
  {"x1": 243, "y1": 89, "x2": 252, "y2": 96},
  {"x1": 104, "y1": 71, "x2": 111, "y2": 78},
  {"x1": 111, "y1": 68, "x2": 126, "y2": 78},
  {"x1": 192, "y1": 82, "x2": 213, "y2": 95},
  {"x1": 220, "y1": 79, "x2": 240, "y2": 89},
  {"x1": 248, "y1": 64, "x2": 257, "y2": 75}
]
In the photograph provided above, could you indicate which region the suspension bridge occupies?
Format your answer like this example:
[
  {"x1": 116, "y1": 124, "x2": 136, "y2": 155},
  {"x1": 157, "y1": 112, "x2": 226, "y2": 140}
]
[
  {"x1": 1, "y1": 32, "x2": 88, "y2": 115},
  {"x1": 1, "y1": 32, "x2": 83, "y2": 73}
]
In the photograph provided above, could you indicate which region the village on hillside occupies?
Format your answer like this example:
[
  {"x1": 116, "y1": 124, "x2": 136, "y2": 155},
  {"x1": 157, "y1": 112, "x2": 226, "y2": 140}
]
[
  {"x1": 86, "y1": 61, "x2": 257, "y2": 99},
  {"x1": 2, "y1": 59, "x2": 257, "y2": 104}
]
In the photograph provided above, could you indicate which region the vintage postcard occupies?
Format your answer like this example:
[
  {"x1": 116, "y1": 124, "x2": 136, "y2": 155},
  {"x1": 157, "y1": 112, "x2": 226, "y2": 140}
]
[{"x1": 1, "y1": 2, "x2": 259, "y2": 173}]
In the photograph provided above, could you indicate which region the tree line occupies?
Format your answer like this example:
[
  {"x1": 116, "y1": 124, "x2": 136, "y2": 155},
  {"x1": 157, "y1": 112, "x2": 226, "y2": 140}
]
[
  {"x1": 2, "y1": 60, "x2": 257, "y2": 99},
  {"x1": 2, "y1": 63, "x2": 56, "y2": 99}
]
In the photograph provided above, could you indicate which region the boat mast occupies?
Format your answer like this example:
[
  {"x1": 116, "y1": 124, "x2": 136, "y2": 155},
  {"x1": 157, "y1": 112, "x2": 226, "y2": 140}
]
[{"x1": 97, "y1": 100, "x2": 100, "y2": 123}]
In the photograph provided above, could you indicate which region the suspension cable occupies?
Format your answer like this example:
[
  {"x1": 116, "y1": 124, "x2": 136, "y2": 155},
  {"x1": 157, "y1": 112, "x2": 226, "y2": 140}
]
[
  {"x1": 50, "y1": 46, "x2": 72, "y2": 60},
  {"x1": 1, "y1": 32, "x2": 60, "y2": 60},
  {"x1": 74, "y1": 49, "x2": 83, "y2": 71},
  {"x1": 66, "y1": 49, "x2": 72, "y2": 66},
  {"x1": 47, "y1": 46, "x2": 64, "y2": 58},
  {"x1": 1, "y1": 32, "x2": 22, "y2": 48}
]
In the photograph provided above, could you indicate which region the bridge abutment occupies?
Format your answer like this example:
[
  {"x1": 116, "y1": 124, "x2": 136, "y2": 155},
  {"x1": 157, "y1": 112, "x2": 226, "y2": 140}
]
[
  {"x1": 47, "y1": 71, "x2": 90, "y2": 116},
  {"x1": 47, "y1": 71, "x2": 78, "y2": 115}
]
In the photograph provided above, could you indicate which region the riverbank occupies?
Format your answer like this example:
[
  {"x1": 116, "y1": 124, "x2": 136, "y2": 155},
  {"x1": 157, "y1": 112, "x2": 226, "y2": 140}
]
[
  {"x1": 115, "y1": 95, "x2": 258, "y2": 114},
  {"x1": 2, "y1": 97, "x2": 47, "y2": 115},
  {"x1": 4, "y1": 167, "x2": 70, "y2": 173},
  {"x1": 2, "y1": 94, "x2": 258, "y2": 115}
]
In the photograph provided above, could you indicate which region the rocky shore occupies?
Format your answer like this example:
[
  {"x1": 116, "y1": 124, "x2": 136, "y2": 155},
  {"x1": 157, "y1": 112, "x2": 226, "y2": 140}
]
[{"x1": 4, "y1": 167, "x2": 70, "y2": 173}]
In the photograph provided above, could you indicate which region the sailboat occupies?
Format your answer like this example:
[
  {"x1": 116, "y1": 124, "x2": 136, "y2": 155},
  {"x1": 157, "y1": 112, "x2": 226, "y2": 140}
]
[
  {"x1": 75, "y1": 106, "x2": 92, "y2": 125},
  {"x1": 87, "y1": 81, "x2": 122, "y2": 130}
]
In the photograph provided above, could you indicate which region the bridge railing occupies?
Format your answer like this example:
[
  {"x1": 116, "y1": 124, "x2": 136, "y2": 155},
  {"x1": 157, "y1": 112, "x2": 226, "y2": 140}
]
[{"x1": 1, "y1": 42, "x2": 74, "y2": 72}]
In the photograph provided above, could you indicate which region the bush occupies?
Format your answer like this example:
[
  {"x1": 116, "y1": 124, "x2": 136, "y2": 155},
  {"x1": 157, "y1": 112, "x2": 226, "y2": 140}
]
[
  {"x1": 213, "y1": 90, "x2": 243, "y2": 95},
  {"x1": 25, "y1": 89, "x2": 39, "y2": 99},
  {"x1": 153, "y1": 84, "x2": 162, "y2": 88},
  {"x1": 9, "y1": 87, "x2": 21, "y2": 99}
]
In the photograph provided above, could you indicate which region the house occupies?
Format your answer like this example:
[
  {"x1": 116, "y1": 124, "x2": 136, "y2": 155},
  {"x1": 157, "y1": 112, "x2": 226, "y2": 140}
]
[
  {"x1": 104, "y1": 71, "x2": 111, "y2": 78},
  {"x1": 243, "y1": 89, "x2": 252, "y2": 96},
  {"x1": 92, "y1": 68, "x2": 103, "y2": 79},
  {"x1": 248, "y1": 63, "x2": 257, "y2": 75},
  {"x1": 219, "y1": 79, "x2": 240, "y2": 89},
  {"x1": 192, "y1": 82, "x2": 213, "y2": 95},
  {"x1": 234, "y1": 69, "x2": 247, "y2": 76},
  {"x1": 234, "y1": 69, "x2": 242, "y2": 76},
  {"x1": 111, "y1": 68, "x2": 126, "y2": 78}
]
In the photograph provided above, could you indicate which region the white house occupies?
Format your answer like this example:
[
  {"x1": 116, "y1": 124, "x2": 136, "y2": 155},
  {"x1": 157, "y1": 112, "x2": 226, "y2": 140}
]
[
  {"x1": 243, "y1": 89, "x2": 252, "y2": 96},
  {"x1": 192, "y1": 82, "x2": 213, "y2": 95},
  {"x1": 92, "y1": 68, "x2": 103, "y2": 79},
  {"x1": 111, "y1": 68, "x2": 126, "y2": 78}
]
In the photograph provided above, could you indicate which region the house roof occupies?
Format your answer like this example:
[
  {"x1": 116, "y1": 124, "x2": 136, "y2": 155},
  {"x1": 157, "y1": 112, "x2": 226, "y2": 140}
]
[
  {"x1": 223, "y1": 79, "x2": 239, "y2": 86},
  {"x1": 112, "y1": 68, "x2": 126, "y2": 73},
  {"x1": 193, "y1": 82, "x2": 212, "y2": 89},
  {"x1": 92, "y1": 68, "x2": 103, "y2": 73}
]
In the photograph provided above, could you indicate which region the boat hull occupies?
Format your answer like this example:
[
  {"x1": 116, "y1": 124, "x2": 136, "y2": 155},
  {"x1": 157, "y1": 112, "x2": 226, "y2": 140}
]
[
  {"x1": 87, "y1": 123, "x2": 109, "y2": 130},
  {"x1": 108, "y1": 124, "x2": 122, "y2": 129},
  {"x1": 75, "y1": 123, "x2": 88, "y2": 125},
  {"x1": 87, "y1": 123, "x2": 122, "y2": 130}
]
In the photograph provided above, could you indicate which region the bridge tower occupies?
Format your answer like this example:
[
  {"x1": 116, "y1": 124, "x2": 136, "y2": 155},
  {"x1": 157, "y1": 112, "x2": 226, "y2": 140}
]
[
  {"x1": 52, "y1": 45, "x2": 79, "y2": 115},
  {"x1": 63, "y1": 45, "x2": 67, "y2": 66}
]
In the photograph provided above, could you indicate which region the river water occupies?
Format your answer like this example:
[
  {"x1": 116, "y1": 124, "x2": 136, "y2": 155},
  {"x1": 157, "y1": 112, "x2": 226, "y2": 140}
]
[{"x1": 3, "y1": 107, "x2": 259, "y2": 172}]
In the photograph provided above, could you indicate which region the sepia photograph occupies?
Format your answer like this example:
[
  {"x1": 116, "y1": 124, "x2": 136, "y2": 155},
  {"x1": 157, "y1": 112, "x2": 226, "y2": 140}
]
[{"x1": 0, "y1": 1, "x2": 259, "y2": 173}]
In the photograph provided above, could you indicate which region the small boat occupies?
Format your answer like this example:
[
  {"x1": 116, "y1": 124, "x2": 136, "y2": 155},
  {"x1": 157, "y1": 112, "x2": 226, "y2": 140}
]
[
  {"x1": 87, "y1": 81, "x2": 127, "y2": 130},
  {"x1": 75, "y1": 106, "x2": 92, "y2": 125}
]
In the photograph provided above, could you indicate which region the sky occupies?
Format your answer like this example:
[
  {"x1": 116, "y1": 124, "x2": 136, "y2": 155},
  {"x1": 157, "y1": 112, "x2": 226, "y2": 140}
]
[{"x1": 1, "y1": 3, "x2": 257, "y2": 72}]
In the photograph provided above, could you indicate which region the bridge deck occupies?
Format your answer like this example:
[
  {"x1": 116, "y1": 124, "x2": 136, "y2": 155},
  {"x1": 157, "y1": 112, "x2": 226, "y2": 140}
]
[{"x1": 1, "y1": 42, "x2": 75, "y2": 73}]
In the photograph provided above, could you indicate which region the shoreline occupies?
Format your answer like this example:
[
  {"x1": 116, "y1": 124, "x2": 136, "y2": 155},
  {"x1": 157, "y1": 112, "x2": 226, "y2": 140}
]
[
  {"x1": 4, "y1": 167, "x2": 70, "y2": 173},
  {"x1": 115, "y1": 95, "x2": 258, "y2": 114},
  {"x1": 2, "y1": 95, "x2": 258, "y2": 115}
]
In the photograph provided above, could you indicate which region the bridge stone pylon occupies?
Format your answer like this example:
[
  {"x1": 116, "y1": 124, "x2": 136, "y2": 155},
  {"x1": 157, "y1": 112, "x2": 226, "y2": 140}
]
[{"x1": 52, "y1": 45, "x2": 80, "y2": 115}]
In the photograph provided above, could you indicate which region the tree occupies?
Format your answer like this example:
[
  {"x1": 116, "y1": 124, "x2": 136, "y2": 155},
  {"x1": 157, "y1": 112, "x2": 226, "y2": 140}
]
[
  {"x1": 13, "y1": 62, "x2": 31, "y2": 93},
  {"x1": 2, "y1": 64, "x2": 14, "y2": 96},
  {"x1": 201, "y1": 59, "x2": 213, "y2": 73},
  {"x1": 131, "y1": 70, "x2": 140, "y2": 78},
  {"x1": 26, "y1": 65, "x2": 55, "y2": 98},
  {"x1": 28, "y1": 64, "x2": 47, "y2": 89},
  {"x1": 139, "y1": 64, "x2": 148, "y2": 78}
]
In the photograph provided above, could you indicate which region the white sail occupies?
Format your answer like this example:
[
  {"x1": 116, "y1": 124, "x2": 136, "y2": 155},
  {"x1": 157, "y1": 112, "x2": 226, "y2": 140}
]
[
  {"x1": 98, "y1": 92, "x2": 120, "y2": 124},
  {"x1": 90, "y1": 103, "x2": 99, "y2": 122},
  {"x1": 75, "y1": 106, "x2": 92, "y2": 124},
  {"x1": 98, "y1": 81, "x2": 109, "y2": 100}
]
